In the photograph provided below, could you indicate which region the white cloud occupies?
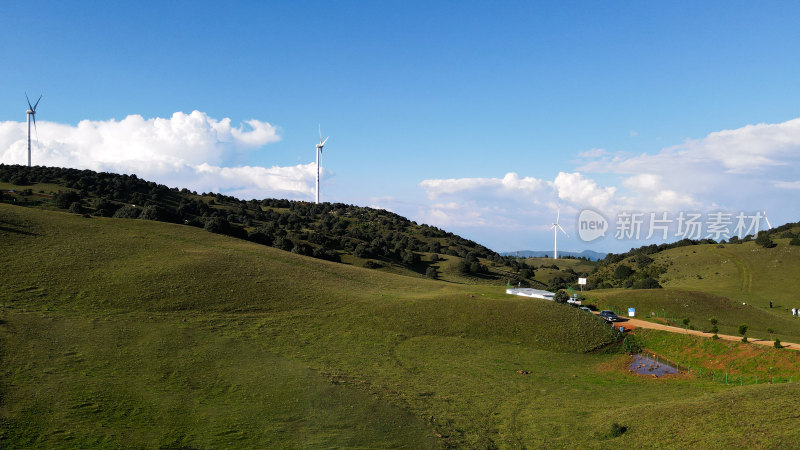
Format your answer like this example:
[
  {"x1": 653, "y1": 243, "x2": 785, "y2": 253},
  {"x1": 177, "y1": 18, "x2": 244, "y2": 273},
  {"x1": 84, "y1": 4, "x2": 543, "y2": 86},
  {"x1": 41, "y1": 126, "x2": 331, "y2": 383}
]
[
  {"x1": 0, "y1": 111, "x2": 319, "y2": 199},
  {"x1": 419, "y1": 172, "x2": 546, "y2": 200},
  {"x1": 552, "y1": 172, "x2": 616, "y2": 209},
  {"x1": 687, "y1": 119, "x2": 800, "y2": 173},
  {"x1": 416, "y1": 171, "x2": 616, "y2": 240},
  {"x1": 775, "y1": 180, "x2": 800, "y2": 190},
  {"x1": 415, "y1": 117, "x2": 800, "y2": 252},
  {"x1": 580, "y1": 118, "x2": 800, "y2": 176}
]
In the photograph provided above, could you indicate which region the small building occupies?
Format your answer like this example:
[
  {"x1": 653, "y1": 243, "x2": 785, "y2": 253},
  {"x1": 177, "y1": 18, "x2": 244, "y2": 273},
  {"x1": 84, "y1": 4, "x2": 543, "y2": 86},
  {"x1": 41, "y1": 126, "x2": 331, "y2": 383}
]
[{"x1": 505, "y1": 288, "x2": 555, "y2": 301}]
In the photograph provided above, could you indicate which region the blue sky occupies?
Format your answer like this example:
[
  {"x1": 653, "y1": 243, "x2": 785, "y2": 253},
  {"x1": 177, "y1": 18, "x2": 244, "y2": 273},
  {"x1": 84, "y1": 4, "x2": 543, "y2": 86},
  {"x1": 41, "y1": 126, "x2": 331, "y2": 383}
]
[{"x1": 2, "y1": 1, "x2": 799, "y2": 253}]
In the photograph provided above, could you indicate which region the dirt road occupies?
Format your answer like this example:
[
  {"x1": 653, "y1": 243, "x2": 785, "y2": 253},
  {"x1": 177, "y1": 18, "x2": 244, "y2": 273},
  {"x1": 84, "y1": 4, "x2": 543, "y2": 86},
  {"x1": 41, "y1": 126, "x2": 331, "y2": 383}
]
[{"x1": 602, "y1": 315, "x2": 800, "y2": 351}]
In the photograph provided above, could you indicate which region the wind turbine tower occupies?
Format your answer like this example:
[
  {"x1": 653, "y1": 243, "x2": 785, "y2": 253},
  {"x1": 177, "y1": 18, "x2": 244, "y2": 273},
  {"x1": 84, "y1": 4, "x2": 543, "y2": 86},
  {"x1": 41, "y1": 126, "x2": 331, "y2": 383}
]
[
  {"x1": 26, "y1": 94, "x2": 42, "y2": 167},
  {"x1": 315, "y1": 125, "x2": 329, "y2": 204},
  {"x1": 550, "y1": 209, "x2": 569, "y2": 259}
]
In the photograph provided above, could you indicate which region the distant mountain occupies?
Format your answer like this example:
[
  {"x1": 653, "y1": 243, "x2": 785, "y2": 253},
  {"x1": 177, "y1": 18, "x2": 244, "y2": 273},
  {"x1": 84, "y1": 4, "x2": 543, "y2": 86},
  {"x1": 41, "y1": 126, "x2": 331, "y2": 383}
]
[{"x1": 500, "y1": 250, "x2": 607, "y2": 261}]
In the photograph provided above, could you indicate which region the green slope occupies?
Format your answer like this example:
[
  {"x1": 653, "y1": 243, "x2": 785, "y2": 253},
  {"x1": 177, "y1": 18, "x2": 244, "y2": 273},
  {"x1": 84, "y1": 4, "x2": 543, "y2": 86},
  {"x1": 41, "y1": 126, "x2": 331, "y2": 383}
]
[
  {"x1": 588, "y1": 289, "x2": 800, "y2": 343},
  {"x1": 655, "y1": 239, "x2": 800, "y2": 309},
  {"x1": 3, "y1": 204, "x2": 800, "y2": 447},
  {"x1": 1, "y1": 164, "x2": 539, "y2": 287}
]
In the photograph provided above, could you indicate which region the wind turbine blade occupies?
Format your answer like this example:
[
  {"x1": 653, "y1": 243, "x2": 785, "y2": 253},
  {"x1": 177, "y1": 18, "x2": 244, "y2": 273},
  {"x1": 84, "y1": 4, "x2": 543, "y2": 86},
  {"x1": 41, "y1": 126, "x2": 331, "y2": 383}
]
[
  {"x1": 33, "y1": 95, "x2": 42, "y2": 110},
  {"x1": 26, "y1": 93, "x2": 33, "y2": 110},
  {"x1": 763, "y1": 210, "x2": 773, "y2": 229},
  {"x1": 321, "y1": 136, "x2": 329, "y2": 146},
  {"x1": 557, "y1": 223, "x2": 569, "y2": 237},
  {"x1": 318, "y1": 124, "x2": 322, "y2": 143}
]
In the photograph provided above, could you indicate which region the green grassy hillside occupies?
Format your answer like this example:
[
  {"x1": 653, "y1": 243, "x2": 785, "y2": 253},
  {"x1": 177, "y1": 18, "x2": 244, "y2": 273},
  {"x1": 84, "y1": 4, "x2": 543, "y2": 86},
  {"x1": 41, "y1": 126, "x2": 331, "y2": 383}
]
[
  {"x1": 0, "y1": 164, "x2": 538, "y2": 287},
  {"x1": 655, "y1": 238, "x2": 800, "y2": 309},
  {"x1": 3, "y1": 204, "x2": 800, "y2": 447},
  {"x1": 583, "y1": 232, "x2": 800, "y2": 342},
  {"x1": 588, "y1": 289, "x2": 800, "y2": 343}
]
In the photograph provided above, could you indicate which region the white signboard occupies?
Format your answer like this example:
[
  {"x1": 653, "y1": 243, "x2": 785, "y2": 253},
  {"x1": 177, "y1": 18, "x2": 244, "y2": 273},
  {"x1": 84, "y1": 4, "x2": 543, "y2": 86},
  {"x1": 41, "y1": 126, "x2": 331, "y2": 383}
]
[{"x1": 578, "y1": 278, "x2": 587, "y2": 285}]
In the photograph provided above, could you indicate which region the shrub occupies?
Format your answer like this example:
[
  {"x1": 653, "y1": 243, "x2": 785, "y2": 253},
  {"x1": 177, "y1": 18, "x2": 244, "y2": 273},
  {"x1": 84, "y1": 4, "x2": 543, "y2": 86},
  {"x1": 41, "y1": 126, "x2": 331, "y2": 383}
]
[
  {"x1": 609, "y1": 423, "x2": 628, "y2": 437},
  {"x1": 272, "y1": 236, "x2": 294, "y2": 252},
  {"x1": 140, "y1": 205, "x2": 167, "y2": 221},
  {"x1": 632, "y1": 277, "x2": 661, "y2": 289},
  {"x1": 204, "y1": 217, "x2": 231, "y2": 234},
  {"x1": 93, "y1": 198, "x2": 120, "y2": 217},
  {"x1": 291, "y1": 243, "x2": 313, "y2": 256},
  {"x1": 247, "y1": 230, "x2": 273, "y2": 246},
  {"x1": 774, "y1": 338, "x2": 782, "y2": 349},
  {"x1": 739, "y1": 324, "x2": 749, "y2": 342},
  {"x1": 113, "y1": 205, "x2": 142, "y2": 219},
  {"x1": 613, "y1": 264, "x2": 634, "y2": 279},
  {"x1": 622, "y1": 334, "x2": 642, "y2": 353},
  {"x1": 553, "y1": 290, "x2": 570, "y2": 304},
  {"x1": 68, "y1": 201, "x2": 84, "y2": 214},
  {"x1": 755, "y1": 231, "x2": 776, "y2": 248},
  {"x1": 53, "y1": 190, "x2": 81, "y2": 209},
  {"x1": 425, "y1": 266, "x2": 438, "y2": 279},
  {"x1": 363, "y1": 260, "x2": 382, "y2": 269},
  {"x1": 790, "y1": 238, "x2": 800, "y2": 246}
]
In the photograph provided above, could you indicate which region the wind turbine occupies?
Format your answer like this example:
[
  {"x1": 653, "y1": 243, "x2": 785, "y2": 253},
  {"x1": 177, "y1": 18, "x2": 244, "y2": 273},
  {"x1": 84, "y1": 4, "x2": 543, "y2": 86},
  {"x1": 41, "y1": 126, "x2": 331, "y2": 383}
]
[
  {"x1": 315, "y1": 124, "x2": 329, "y2": 204},
  {"x1": 763, "y1": 210, "x2": 773, "y2": 230},
  {"x1": 26, "y1": 93, "x2": 42, "y2": 167},
  {"x1": 550, "y1": 209, "x2": 568, "y2": 260}
]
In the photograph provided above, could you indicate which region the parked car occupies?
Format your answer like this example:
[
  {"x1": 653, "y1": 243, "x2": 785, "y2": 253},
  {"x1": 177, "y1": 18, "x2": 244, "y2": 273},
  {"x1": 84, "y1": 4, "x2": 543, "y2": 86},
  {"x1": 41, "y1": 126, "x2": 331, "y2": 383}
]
[
  {"x1": 598, "y1": 310, "x2": 622, "y2": 322},
  {"x1": 579, "y1": 306, "x2": 592, "y2": 313}
]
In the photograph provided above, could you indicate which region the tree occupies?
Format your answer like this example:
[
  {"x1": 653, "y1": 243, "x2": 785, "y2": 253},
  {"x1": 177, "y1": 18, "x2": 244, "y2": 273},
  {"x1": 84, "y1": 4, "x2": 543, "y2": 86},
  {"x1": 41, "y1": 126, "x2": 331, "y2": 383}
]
[
  {"x1": 682, "y1": 318, "x2": 691, "y2": 332},
  {"x1": 739, "y1": 324, "x2": 749, "y2": 342},
  {"x1": 553, "y1": 290, "x2": 570, "y2": 304},
  {"x1": 614, "y1": 264, "x2": 634, "y2": 280},
  {"x1": 632, "y1": 277, "x2": 662, "y2": 289},
  {"x1": 354, "y1": 243, "x2": 370, "y2": 258},
  {"x1": 272, "y1": 236, "x2": 294, "y2": 252},
  {"x1": 709, "y1": 317, "x2": 719, "y2": 338},
  {"x1": 53, "y1": 190, "x2": 81, "y2": 209},
  {"x1": 425, "y1": 266, "x2": 438, "y2": 279},
  {"x1": 755, "y1": 231, "x2": 776, "y2": 248},
  {"x1": 68, "y1": 201, "x2": 84, "y2": 214},
  {"x1": 402, "y1": 250, "x2": 420, "y2": 266},
  {"x1": 203, "y1": 217, "x2": 231, "y2": 234},
  {"x1": 93, "y1": 198, "x2": 120, "y2": 217},
  {"x1": 113, "y1": 205, "x2": 141, "y2": 219},
  {"x1": 767, "y1": 327, "x2": 775, "y2": 340},
  {"x1": 248, "y1": 229, "x2": 273, "y2": 246},
  {"x1": 139, "y1": 205, "x2": 167, "y2": 221}
]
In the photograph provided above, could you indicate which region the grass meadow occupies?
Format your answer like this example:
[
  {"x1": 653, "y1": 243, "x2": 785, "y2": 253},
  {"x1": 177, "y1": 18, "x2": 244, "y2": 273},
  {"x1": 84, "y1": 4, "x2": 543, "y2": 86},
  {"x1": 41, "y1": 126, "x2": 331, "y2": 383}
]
[{"x1": 3, "y1": 204, "x2": 800, "y2": 447}]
